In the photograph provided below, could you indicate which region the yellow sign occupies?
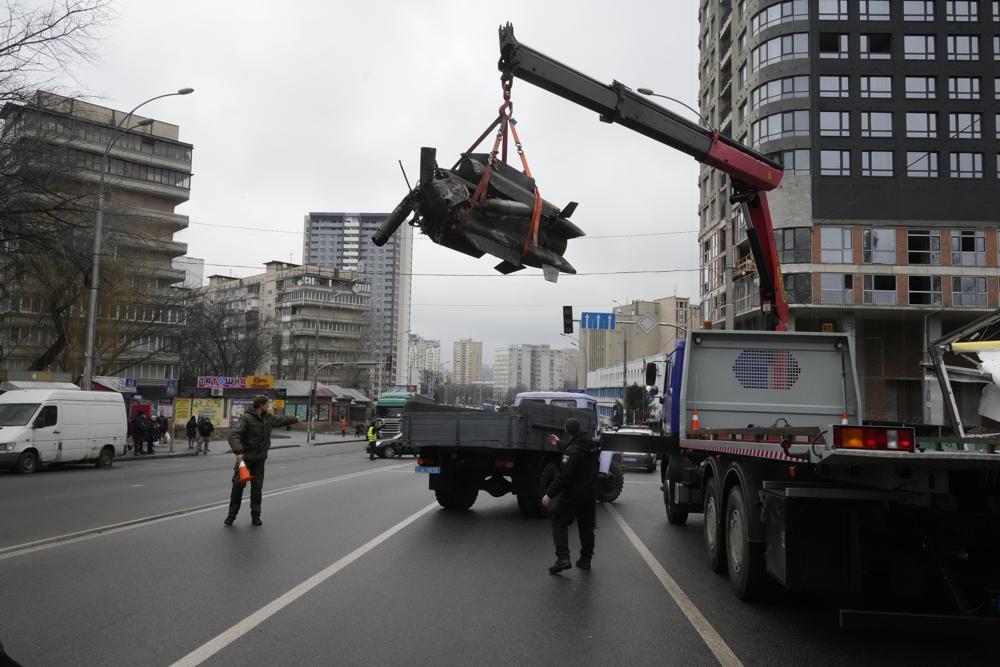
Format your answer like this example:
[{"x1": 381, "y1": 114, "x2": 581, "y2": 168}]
[
  {"x1": 174, "y1": 398, "x2": 192, "y2": 421},
  {"x1": 192, "y1": 398, "x2": 226, "y2": 427},
  {"x1": 273, "y1": 399, "x2": 286, "y2": 411},
  {"x1": 247, "y1": 375, "x2": 274, "y2": 389}
]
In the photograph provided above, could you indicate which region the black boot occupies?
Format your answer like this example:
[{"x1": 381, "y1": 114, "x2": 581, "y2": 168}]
[
  {"x1": 575, "y1": 557, "x2": 592, "y2": 570},
  {"x1": 224, "y1": 514, "x2": 236, "y2": 526},
  {"x1": 548, "y1": 558, "x2": 572, "y2": 574},
  {"x1": 251, "y1": 514, "x2": 262, "y2": 527}
]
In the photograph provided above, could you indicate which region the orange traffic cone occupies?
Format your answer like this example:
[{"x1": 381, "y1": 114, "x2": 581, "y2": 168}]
[
  {"x1": 237, "y1": 460, "x2": 253, "y2": 485},
  {"x1": 841, "y1": 411, "x2": 849, "y2": 425},
  {"x1": 690, "y1": 408, "x2": 701, "y2": 431}
]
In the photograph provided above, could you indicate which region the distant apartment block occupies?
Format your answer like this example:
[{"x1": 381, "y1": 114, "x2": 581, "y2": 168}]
[{"x1": 453, "y1": 338, "x2": 483, "y2": 385}]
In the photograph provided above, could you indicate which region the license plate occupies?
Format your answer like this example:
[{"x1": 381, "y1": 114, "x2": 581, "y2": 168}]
[{"x1": 414, "y1": 466, "x2": 441, "y2": 474}]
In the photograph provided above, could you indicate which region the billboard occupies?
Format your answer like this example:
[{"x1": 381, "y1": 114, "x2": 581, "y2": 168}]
[
  {"x1": 229, "y1": 398, "x2": 254, "y2": 427},
  {"x1": 196, "y1": 375, "x2": 274, "y2": 389},
  {"x1": 192, "y1": 398, "x2": 225, "y2": 427}
]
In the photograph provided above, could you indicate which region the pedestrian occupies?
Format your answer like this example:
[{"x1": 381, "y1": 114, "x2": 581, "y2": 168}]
[
  {"x1": 542, "y1": 418, "x2": 599, "y2": 574},
  {"x1": 224, "y1": 395, "x2": 298, "y2": 526},
  {"x1": 197, "y1": 416, "x2": 214, "y2": 455},
  {"x1": 367, "y1": 421, "x2": 381, "y2": 460},
  {"x1": 340, "y1": 417, "x2": 348, "y2": 438},
  {"x1": 186, "y1": 415, "x2": 198, "y2": 450},
  {"x1": 156, "y1": 414, "x2": 172, "y2": 452},
  {"x1": 354, "y1": 421, "x2": 364, "y2": 437},
  {"x1": 143, "y1": 414, "x2": 158, "y2": 455},
  {"x1": 132, "y1": 413, "x2": 147, "y2": 456}
]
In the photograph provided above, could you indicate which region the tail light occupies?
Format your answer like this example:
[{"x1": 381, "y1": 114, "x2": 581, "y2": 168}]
[
  {"x1": 495, "y1": 460, "x2": 515, "y2": 471},
  {"x1": 418, "y1": 454, "x2": 435, "y2": 466},
  {"x1": 833, "y1": 426, "x2": 915, "y2": 452}
]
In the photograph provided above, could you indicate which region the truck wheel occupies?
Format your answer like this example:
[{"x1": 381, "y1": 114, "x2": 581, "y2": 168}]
[
  {"x1": 95, "y1": 446, "x2": 115, "y2": 469},
  {"x1": 703, "y1": 475, "x2": 726, "y2": 573},
  {"x1": 725, "y1": 484, "x2": 769, "y2": 600},
  {"x1": 435, "y1": 485, "x2": 478, "y2": 510},
  {"x1": 15, "y1": 451, "x2": 38, "y2": 475},
  {"x1": 663, "y1": 465, "x2": 688, "y2": 526},
  {"x1": 382, "y1": 445, "x2": 396, "y2": 459},
  {"x1": 596, "y1": 458, "x2": 624, "y2": 503}
]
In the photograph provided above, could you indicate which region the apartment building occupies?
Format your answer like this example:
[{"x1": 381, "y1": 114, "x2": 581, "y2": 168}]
[{"x1": 453, "y1": 338, "x2": 483, "y2": 385}]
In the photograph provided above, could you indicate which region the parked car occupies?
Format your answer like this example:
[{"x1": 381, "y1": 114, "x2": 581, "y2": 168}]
[
  {"x1": 0, "y1": 390, "x2": 127, "y2": 474},
  {"x1": 369, "y1": 433, "x2": 419, "y2": 459},
  {"x1": 615, "y1": 426, "x2": 657, "y2": 473}
]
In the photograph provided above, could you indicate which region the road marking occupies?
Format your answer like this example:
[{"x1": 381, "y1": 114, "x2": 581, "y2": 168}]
[
  {"x1": 170, "y1": 502, "x2": 438, "y2": 667},
  {"x1": 625, "y1": 480, "x2": 661, "y2": 485},
  {"x1": 0, "y1": 462, "x2": 411, "y2": 561},
  {"x1": 130, "y1": 484, "x2": 144, "y2": 488},
  {"x1": 604, "y1": 503, "x2": 744, "y2": 667}
]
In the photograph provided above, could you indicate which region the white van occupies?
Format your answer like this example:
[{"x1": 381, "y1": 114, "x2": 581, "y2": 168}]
[{"x1": 0, "y1": 390, "x2": 127, "y2": 474}]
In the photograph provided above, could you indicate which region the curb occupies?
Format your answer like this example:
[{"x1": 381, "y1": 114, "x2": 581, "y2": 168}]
[{"x1": 114, "y1": 438, "x2": 368, "y2": 462}]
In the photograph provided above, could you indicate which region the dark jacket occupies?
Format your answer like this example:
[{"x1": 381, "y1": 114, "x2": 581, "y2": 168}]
[
  {"x1": 197, "y1": 418, "x2": 214, "y2": 438},
  {"x1": 546, "y1": 432, "x2": 599, "y2": 503},
  {"x1": 228, "y1": 410, "x2": 298, "y2": 462},
  {"x1": 156, "y1": 415, "x2": 169, "y2": 435},
  {"x1": 186, "y1": 417, "x2": 198, "y2": 437}
]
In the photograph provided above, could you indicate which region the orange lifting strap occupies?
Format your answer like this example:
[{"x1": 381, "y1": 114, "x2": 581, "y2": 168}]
[{"x1": 455, "y1": 80, "x2": 544, "y2": 257}]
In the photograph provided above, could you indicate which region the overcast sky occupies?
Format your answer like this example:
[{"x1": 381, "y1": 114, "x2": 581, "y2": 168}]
[{"x1": 71, "y1": 0, "x2": 701, "y2": 365}]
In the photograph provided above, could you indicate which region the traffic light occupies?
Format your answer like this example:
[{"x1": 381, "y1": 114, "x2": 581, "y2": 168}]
[{"x1": 562, "y1": 306, "x2": 574, "y2": 334}]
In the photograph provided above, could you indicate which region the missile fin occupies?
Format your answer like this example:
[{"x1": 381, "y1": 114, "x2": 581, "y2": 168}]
[{"x1": 542, "y1": 265, "x2": 560, "y2": 283}]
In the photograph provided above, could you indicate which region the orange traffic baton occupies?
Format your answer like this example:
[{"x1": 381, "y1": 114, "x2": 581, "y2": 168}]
[
  {"x1": 237, "y1": 460, "x2": 253, "y2": 485},
  {"x1": 690, "y1": 408, "x2": 701, "y2": 431}
]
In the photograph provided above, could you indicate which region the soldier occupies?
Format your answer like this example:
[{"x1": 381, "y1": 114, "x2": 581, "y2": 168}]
[
  {"x1": 542, "y1": 418, "x2": 599, "y2": 574},
  {"x1": 224, "y1": 395, "x2": 299, "y2": 526}
]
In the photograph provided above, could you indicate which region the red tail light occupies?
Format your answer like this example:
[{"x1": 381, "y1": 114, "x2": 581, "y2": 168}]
[
  {"x1": 418, "y1": 454, "x2": 435, "y2": 466},
  {"x1": 833, "y1": 426, "x2": 915, "y2": 452}
]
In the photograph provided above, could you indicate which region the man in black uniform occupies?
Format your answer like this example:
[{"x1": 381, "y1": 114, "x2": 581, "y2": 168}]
[
  {"x1": 225, "y1": 395, "x2": 298, "y2": 526},
  {"x1": 542, "y1": 418, "x2": 598, "y2": 574}
]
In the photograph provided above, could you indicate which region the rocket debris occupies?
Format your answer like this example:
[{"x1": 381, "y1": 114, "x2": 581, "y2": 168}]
[{"x1": 372, "y1": 147, "x2": 583, "y2": 282}]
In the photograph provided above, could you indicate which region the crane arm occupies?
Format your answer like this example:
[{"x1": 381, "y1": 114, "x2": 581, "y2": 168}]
[{"x1": 497, "y1": 23, "x2": 789, "y2": 331}]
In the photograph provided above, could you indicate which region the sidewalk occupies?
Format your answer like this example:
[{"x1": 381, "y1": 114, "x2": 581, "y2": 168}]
[{"x1": 116, "y1": 431, "x2": 368, "y2": 462}]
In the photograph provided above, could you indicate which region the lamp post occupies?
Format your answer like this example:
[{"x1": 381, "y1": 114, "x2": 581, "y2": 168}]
[
  {"x1": 81, "y1": 88, "x2": 194, "y2": 391},
  {"x1": 308, "y1": 359, "x2": 377, "y2": 442}
]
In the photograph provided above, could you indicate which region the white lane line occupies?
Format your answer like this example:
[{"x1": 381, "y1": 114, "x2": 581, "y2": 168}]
[
  {"x1": 130, "y1": 484, "x2": 144, "y2": 488},
  {"x1": 0, "y1": 462, "x2": 411, "y2": 561},
  {"x1": 171, "y1": 502, "x2": 438, "y2": 667},
  {"x1": 625, "y1": 480, "x2": 661, "y2": 485},
  {"x1": 604, "y1": 503, "x2": 744, "y2": 667}
]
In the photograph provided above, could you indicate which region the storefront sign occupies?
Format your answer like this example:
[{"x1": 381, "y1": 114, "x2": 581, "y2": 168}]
[
  {"x1": 192, "y1": 398, "x2": 225, "y2": 427},
  {"x1": 175, "y1": 398, "x2": 192, "y2": 422},
  {"x1": 197, "y1": 375, "x2": 274, "y2": 389},
  {"x1": 157, "y1": 398, "x2": 174, "y2": 418}
]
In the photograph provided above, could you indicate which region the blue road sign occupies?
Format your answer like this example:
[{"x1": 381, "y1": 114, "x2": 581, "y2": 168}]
[{"x1": 580, "y1": 312, "x2": 616, "y2": 330}]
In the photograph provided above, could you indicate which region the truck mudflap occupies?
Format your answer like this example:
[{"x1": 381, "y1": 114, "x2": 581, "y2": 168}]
[{"x1": 600, "y1": 432, "x2": 678, "y2": 455}]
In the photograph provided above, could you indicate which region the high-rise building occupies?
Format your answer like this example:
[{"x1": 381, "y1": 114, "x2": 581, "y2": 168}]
[
  {"x1": 453, "y1": 338, "x2": 483, "y2": 385},
  {"x1": 407, "y1": 334, "x2": 441, "y2": 386},
  {"x1": 700, "y1": 0, "x2": 1000, "y2": 424},
  {"x1": 556, "y1": 347, "x2": 581, "y2": 390},
  {"x1": 172, "y1": 256, "x2": 204, "y2": 289},
  {"x1": 203, "y1": 261, "x2": 370, "y2": 387},
  {"x1": 0, "y1": 91, "x2": 192, "y2": 379},
  {"x1": 493, "y1": 344, "x2": 560, "y2": 399},
  {"x1": 302, "y1": 212, "x2": 412, "y2": 390}
]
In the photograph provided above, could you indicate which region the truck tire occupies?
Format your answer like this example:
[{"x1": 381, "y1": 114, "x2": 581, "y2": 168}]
[
  {"x1": 725, "y1": 484, "x2": 769, "y2": 600},
  {"x1": 517, "y1": 462, "x2": 560, "y2": 518},
  {"x1": 95, "y1": 446, "x2": 115, "y2": 469},
  {"x1": 663, "y1": 464, "x2": 689, "y2": 526},
  {"x1": 596, "y1": 458, "x2": 624, "y2": 503},
  {"x1": 15, "y1": 450, "x2": 38, "y2": 475},
  {"x1": 435, "y1": 485, "x2": 478, "y2": 510},
  {"x1": 703, "y1": 475, "x2": 726, "y2": 573}
]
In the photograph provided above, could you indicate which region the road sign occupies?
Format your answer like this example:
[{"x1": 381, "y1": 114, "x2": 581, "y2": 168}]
[
  {"x1": 165, "y1": 379, "x2": 177, "y2": 397},
  {"x1": 636, "y1": 313, "x2": 658, "y2": 335},
  {"x1": 580, "y1": 312, "x2": 616, "y2": 330}
]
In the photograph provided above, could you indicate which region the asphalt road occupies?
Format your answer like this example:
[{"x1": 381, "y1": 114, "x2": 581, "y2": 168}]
[{"x1": 2, "y1": 448, "x2": 999, "y2": 666}]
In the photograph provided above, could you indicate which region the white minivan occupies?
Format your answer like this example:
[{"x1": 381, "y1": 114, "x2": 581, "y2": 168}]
[{"x1": 0, "y1": 390, "x2": 128, "y2": 474}]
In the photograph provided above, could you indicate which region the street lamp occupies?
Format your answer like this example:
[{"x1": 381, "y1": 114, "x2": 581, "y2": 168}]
[
  {"x1": 635, "y1": 87, "x2": 712, "y2": 130},
  {"x1": 81, "y1": 88, "x2": 195, "y2": 391},
  {"x1": 307, "y1": 359, "x2": 377, "y2": 442}
]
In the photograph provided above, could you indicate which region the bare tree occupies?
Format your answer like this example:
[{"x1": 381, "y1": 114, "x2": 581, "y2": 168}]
[{"x1": 178, "y1": 295, "x2": 274, "y2": 382}]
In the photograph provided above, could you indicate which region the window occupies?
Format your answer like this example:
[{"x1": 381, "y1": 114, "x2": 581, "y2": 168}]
[
  {"x1": 821, "y1": 226, "x2": 853, "y2": 262},
  {"x1": 750, "y1": 76, "x2": 809, "y2": 108},
  {"x1": 820, "y1": 75, "x2": 850, "y2": 97},
  {"x1": 861, "y1": 112, "x2": 893, "y2": 137},
  {"x1": 952, "y1": 231, "x2": 987, "y2": 265},
  {"x1": 949, "y1": 76, "x2": 982, "y2": 99},
  {"x1": 862, "y1": 150, "x2": 894, "y2": 176},
  {"x1": 996, "y1": 77, "x2": 1000, "y2": 99},
  {"x1": 776, "y1": 227, "x2": 812, "y2": 262},
  {"x1": 861, "y1": 33, "x2": 893, "y2": 58},
  {"x1": 821, "y1": 273, "x2": 854, "y2": 304},
  {"x1": 995, "y1": 35, "x2": 1000, "y2": 58},
  {"x1": 750, "y1": 0, "x2": 808, "y2": 34},
  {"x1": 751, "y1": 33, "x2": 809, "y2": 70},
  {"x1": 995, "y1": 0, "x2": 999, "y2": 19},
  {"x1": 908, "y1": 229, "x2": 942, "y2": 264},
  {"x1": 739, "y1": 101, "x2": 748, "y2": 123},
  {"x1": 906, "y1": 151, "x2": 939, "y2": 177},
  {"x1": 996, "y1": 113, "x2": 1000, "y2": 138},
  {"x1": 946, "y1": 1, "x2": 980, "y2": 20},
  {"x1": 820, "y1": 32, "x2": 850, "y2": 58},
  {"x1": 905, "y1": 75, "x2": 936, "y2": 98},
  {"x1": 905, "y1": 35, "x2": 936, "y2": 59},
  {"x1": 784, "y1": 273, "x2": 813, "y2": 304},
  {"x1": 751, "y1": 110, "x2": 810, "y2": 144},
  {"x1": 949, "y1": 112, "x2": 983, "y2": 138},
  {"x1": 739, "y1": 64, "x2": 747, "y2": 88},
  {"x1": 906, "y1": 112, "x2": 937, "y2": 138},
  {"x1": 947, "y1": 34, "x2": 980, "y2": 59},
  {"x1": 863, "y1": 275, "x2": 898, "y2": 305},
  {"x1": 820, "y1": 111, "x2": 851, "y2": 136},
  {"x1": 860, "y1": 1, "x2": 891, "y2": 20},
  {"x1": 860, "y1": 76, "x2": 892, "y2": 98},
  {"x1": 909, "y1": 276, "x2": 942, "y2": 305},
  {"x1": 904, "y1": 1, "x2": 935, "y2": 20},
  {"x1": 821, "y1": 150, "x2": 851, "y2": 176},
  {"x1": 863, "y1": 228, "x2": 897, "y2": 263},
  {"x1": 819, "y1": 0, "x2": 848, "y2": 19},
  {"x1": 952, "y1": 276, "x2": 988, "y2": 306},
  {"x1": 771, "y1": 148, "x2": 811, "y2": 175},
  {"x1": 35, "y1": 405, "x2": 57, "y2": 428}
]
